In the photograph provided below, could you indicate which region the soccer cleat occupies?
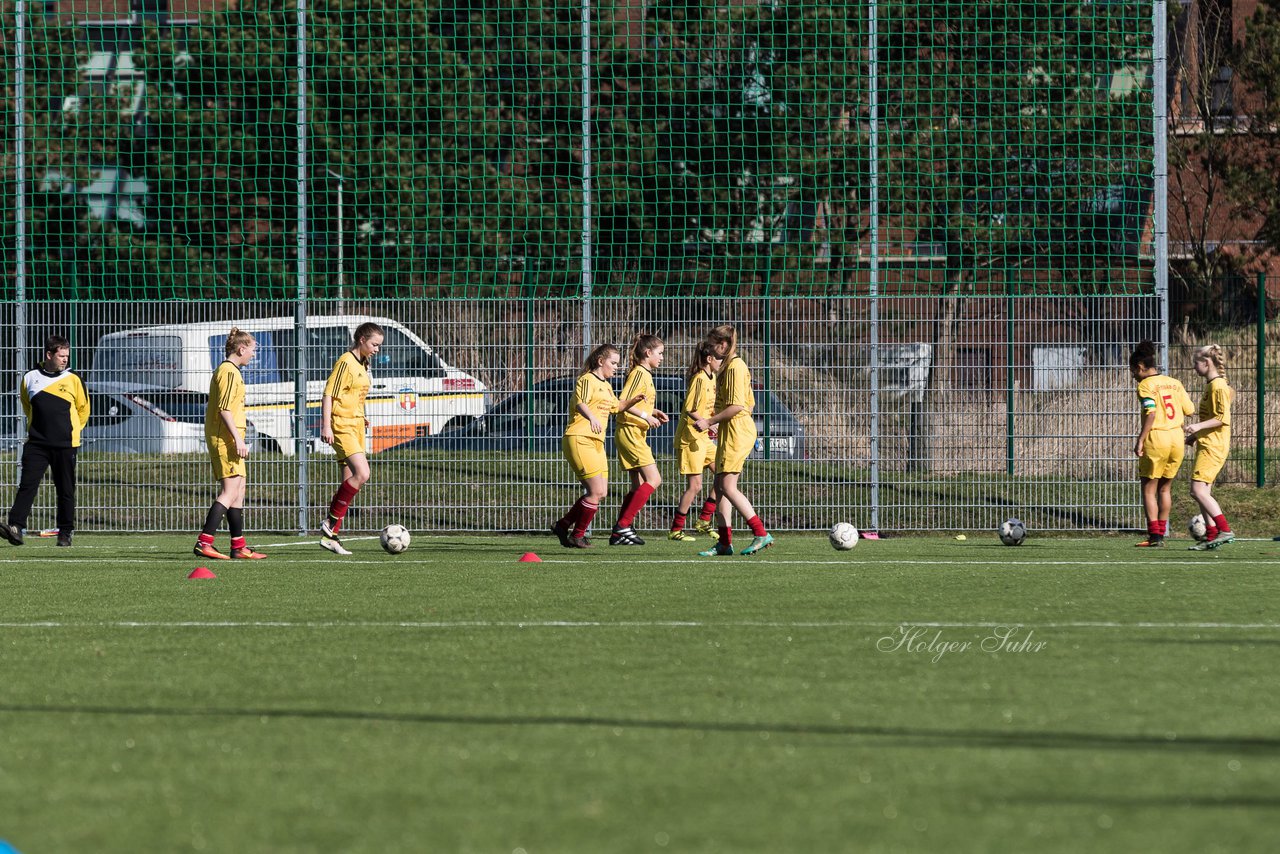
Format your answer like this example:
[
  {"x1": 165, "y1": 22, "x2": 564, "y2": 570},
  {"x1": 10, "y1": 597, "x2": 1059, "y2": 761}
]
[
  {"x1": 0, "y1": 520, "x2": 24, "y2": 547},
  {"x1": 1206, "y1": 531, "x2": 1236, "y2": 550},
  {"x1": 698, "y1": 543, "x2": 734, "y2": 557},
  {"x1": 320, "y1": 518, "x2": 340, "y2": 539},
  {"x1": 551, "y1": 520, "x2": 572, "y2": 548},
  {"x1": 668, "y1": 530, "x2": 698, "y2": 542},
  {"x1": 1187, "y1": 541, "x2": 1211, "y2": 551},
  {"x1": 231, "y1": 547, "x2": 267, "y2": 559},
  {"x1": 320, "y1": 536, "x2": 353, "y2": 556},
  {"x1": 692, "y1": 519, "x2": 718, "y2": 538},
  {"x1": 609, "y1": 526, "x2": 645, "y2": 546},
  {"x1": 56, "y1": 532, "x2": 72, "y2": 547},
  {"x1": 1134, "y1": 537, "x2": 1165, "y2": 548},
  {"x1": 194, "y1": 541, "x2": 231, "y2": 560},
  {"x1": 741, "y1": 533, "x2": 775, "y2": 555},
  {"x1": 567, "y1": 535, "x2": 593, "y2": 549}
]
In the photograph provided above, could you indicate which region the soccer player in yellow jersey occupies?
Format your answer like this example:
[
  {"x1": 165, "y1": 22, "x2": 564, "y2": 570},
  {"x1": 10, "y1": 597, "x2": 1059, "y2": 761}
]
[
  {"x1": 194, "y1": 328, "x2": 266, "y2": 560},
  {"x1": 670, "y1": 341, "x2": 723, "y2": 542},
  {"x1": 609, "y1": 335, "x2": 670, "y2": 546},
  {"x1": 1129, "y1": 340, "x2": 1195, "y2": 547},
  {"x1": 694, "y1": 325, "x2": 773, "y2": 556},
  {"x1": 0, "y1": 335, "x2": 89, "y2": 549},
  {"x1": 552, "y1": 343, "x2": 634, "y2": 548},
  {"x1": 1184, "y1": 344, "x2": 1235, "y2": 550},
  {"x1": 319, "y1": 321, "x2": 384, "y2": 556}
]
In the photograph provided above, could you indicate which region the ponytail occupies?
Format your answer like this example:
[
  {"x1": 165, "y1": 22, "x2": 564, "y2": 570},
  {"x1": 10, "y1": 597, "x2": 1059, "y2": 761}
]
[
  {"x1": 353, "y1": 321, "x2": 384, "y2": 346},
  {"x1": 686, "y1": 340, "x2": 718, "y2": 382},
  {"x1": 629, "y1": 334, "x2": 663, "y2": 369},
  {"x1": 1194, "y1": 343, "x2": 1228, "y2": 377},
  {"x1": 583, "y1": 343, "x2": 619, "y2": 374},
  {"x1": 225, "y1": 327, "x2": 255, "y2": 357}
]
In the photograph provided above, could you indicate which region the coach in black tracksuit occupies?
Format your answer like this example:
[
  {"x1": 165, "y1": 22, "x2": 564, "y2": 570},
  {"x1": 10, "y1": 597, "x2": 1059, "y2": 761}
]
[{"x1": 0, "y1": 335, "x2": 90, "y2": 548}]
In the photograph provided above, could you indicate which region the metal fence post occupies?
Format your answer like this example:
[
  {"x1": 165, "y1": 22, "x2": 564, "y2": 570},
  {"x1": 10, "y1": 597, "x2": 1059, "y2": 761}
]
[
  {"x1": 868, "y1": 0, "x2": 880, "y2": 533},
  {"x1": 579, "y1": 0, "x2": 593, "y2": 358},
  {"x1": 1258, "y1": 271, "x2": 1267, "y2": 488},
  {"x1": 15, "y1": 0, "x2": 28, "y2": 448},
  {"x1": 1153, "y1": 0, "x2": 1170, "y2": 373},
  {"x1": 295, "y1": 0, "x2": 310, "y2": 534},
  {"x1": 762, "y1": 262, "x2": 773, "y2": 461},
  {"x1": 1006, "y1": 273, "x2": 1015, "y2": 476}
]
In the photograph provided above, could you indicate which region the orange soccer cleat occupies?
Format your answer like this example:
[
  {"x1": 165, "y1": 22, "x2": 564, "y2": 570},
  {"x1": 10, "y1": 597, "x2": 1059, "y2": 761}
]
[
  {"x1": 193, "y1": 542, "x2": 232, "y2": 560},
  {"x1": 231, "y1": 547, "x2": 268, "y2": 560}
]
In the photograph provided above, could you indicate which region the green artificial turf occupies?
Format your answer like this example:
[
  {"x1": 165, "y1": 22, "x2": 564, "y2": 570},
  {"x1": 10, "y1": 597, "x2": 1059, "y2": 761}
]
[{"x1": 1, "y1": 533, "x2": 1277, "y2": 853}]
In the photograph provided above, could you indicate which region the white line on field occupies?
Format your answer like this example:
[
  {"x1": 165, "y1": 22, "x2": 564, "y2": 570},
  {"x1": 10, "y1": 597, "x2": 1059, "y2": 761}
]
[
  {"x1": 254, "y1": 536, "x2": 382, "y2": 548},
  {"x1": 1, "y1": 557, "x2": 1278, "y2": 568},
  {"x1": 0, "y1": 619, "x2": 1278, "y2": 630}
]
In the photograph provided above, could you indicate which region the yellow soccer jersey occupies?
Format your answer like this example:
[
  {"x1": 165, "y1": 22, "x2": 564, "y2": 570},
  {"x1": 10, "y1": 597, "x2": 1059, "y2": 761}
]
[
  {"x1": 676, "y1": 369, "x2": 716, "y2": 443},
  {"x1": 1136, "y1": 374, "x2": 1194, "y2": 430},
  {"x1": 1195, "y1": 376, "x2": 1233, "y2": 454},
  {"x1": 715, "y1": 356, "x2": 755, "y2": 423},
  {"x1": 564, "y1": 372, "x2": 618, "y2": 440},
  {"x1": 324, "y1": 351, "x2": 372, "y2": 421},
  {"x1": 20, "y1": 367, "x2": 90, "y2": 448},
  {"x1": 618, "y1": 366, "x2": 657, "y2": 430},
  {"x1": 205, "y1": 360, "x2": 247, "y2": 441}
]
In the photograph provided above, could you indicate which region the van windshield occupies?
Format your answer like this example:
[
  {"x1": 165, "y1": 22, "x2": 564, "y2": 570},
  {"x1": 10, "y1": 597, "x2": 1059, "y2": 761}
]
[
  {"x1": 375, "y1": 328, "x2": 446, "y2": 379},
  {"x1": 94, "y1": 335, "x2": 184, "y2": 387},
  {"x1": 274, "y1": 327, "x2": 356, "y2": 384}
]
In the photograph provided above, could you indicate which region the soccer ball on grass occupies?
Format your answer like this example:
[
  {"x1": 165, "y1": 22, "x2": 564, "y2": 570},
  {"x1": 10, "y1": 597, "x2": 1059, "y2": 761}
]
[
  {"x1": 1188, "y1": 514, "x2": 1208, "y2": 542},
  {"x1": 828, "y1": 522, "x2": 859, "y2": 551},
  {"x1": 380, "y1": 524, "x2": 411, "y2": 554},
  {"x1": 998, "y1": 519, "x2": 1027, "y2": 546}
]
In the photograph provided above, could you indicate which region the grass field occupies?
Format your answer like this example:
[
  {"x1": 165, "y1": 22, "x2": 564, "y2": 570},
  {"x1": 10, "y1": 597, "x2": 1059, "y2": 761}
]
[{"x1": 2, "y1": 532, "x2": 1278, "y2": 853}]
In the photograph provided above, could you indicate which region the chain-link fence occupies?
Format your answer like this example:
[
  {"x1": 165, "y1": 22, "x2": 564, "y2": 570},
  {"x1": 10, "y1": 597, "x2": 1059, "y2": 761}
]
[
  {"x1": 7, "y1": 293, "x2": 1255, "y2": 534},
  {"x1": 10, "y1": 2, "x2": 1254, "y2": 534}
]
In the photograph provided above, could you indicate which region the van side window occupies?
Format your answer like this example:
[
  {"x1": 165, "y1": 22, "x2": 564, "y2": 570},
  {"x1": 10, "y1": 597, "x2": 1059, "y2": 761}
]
[
  {"x1": 275, "y1": 327, "x2": 352, "y2": 383},
  {"x1": 376, "y1": 327, "x2": 446, "y2": 379},
  {"x1": 205, "y1": 332, "x2": 281, "y2": 385},
  {"x1": 93, "y1": 335, "x2": 183, "y2": 387}
]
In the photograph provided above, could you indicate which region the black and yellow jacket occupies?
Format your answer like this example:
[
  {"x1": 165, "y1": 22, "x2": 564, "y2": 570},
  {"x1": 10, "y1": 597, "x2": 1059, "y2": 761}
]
[{"x1": 21, "y1": 368, "x2": 90, "y2": 448}]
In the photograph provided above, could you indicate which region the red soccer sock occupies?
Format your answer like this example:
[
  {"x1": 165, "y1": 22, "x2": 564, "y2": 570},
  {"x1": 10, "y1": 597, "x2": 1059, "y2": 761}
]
[
  {"x1": 231, "y1": 536, "x2": 247, "y2": 551},
  {"x1": 560, "y1": 497, "x2": 587, "y2": 529},
  {"x1": 1157, "y1": 520, "x2": 1169, "y2": 537},
  {"x1": 618, "y1": 483, "x2": 655, "y2": 528},
  {"x1": 747, "y1": 515, "x2": 767, "y2": 538},
  {"x1": 1213, "y1": 514, "x2": 1231, "y2": 533},
  {"x1": 1147, "y1": 521, "x2": 1159, "y2": 537},
  {"x1": 1205, "y1": 524, "x2": 1219, "y2": 541},
  {"x1": 327, "y1": 481, "x2": 360, "y2": 533},
  {"x1": 671, "y1": 511, "x2": 687, "y2": 533},
  {"x1": 197, "y1": 532, "x2": 215, "y2": 546},
  {"x1": 573, "y1": 501, "x2": 599, "y2": 539},
  {"x1": 699, "y1": 499, "x2": 717, "y2": 522},
  {"x1": 719, "y1": 524, "x2": 732, "y2": 546}
]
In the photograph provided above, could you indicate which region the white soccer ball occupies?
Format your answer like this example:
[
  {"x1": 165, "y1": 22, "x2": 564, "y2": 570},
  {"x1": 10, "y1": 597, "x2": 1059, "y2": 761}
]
[
  {"x1": 998, "y1": 519, "x2": 1027, "y2": 546},
  {"x1": 380, "y1": 524, "x2": 411, "y2": 554},
  {"x1": 828, "y1": 522, "x2": 859, "y2": 551},
  {"x1": 1188, "y1": 514, "x2": 1208, "y2": 542}
]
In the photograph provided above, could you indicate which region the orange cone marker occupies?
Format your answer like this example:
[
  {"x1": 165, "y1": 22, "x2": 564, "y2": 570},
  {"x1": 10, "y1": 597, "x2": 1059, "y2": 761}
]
[
  {"x1": 518, "y1": 552, "x2": 542, "y2": 563},
  {"x1": 188, "y1": 566, "x2": 217, "y2": 579}
]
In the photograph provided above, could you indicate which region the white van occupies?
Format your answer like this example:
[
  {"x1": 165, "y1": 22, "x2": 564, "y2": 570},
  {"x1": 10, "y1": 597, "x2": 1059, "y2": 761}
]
[{"x1": 90, "y1": 316, "x2": 486, "y2": 455}]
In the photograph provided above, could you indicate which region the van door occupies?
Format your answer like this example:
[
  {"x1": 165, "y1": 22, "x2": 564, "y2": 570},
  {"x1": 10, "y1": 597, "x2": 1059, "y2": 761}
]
[{"x1": 365, "y1": 325, "x2": 451, "y2": 452}]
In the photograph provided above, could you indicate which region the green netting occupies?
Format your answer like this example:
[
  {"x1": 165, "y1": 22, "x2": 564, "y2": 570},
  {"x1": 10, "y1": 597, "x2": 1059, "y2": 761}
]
[{"x1": 6, "y1": 1, "x2": 1155, "y2": 300}]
